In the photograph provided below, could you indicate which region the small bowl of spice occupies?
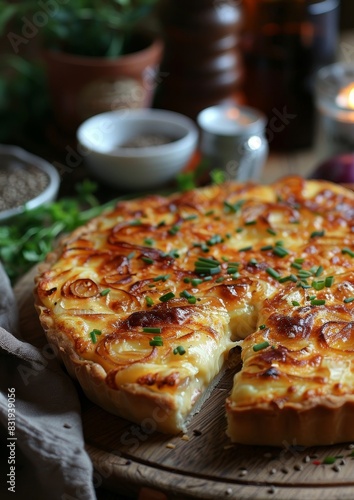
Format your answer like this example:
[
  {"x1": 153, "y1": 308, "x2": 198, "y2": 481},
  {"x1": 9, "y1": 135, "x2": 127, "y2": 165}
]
[
  {"x1": 0, "y1": 145, "x2": 60, "y2": 221},
  {"x1": 76, "y1": 109, "x2": 199, "y2": 190}
]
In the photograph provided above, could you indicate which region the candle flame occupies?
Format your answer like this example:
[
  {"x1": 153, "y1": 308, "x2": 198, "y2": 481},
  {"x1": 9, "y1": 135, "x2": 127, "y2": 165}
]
[{"x1": 336, "y1": 83, "x2": 354, "y2": 110}]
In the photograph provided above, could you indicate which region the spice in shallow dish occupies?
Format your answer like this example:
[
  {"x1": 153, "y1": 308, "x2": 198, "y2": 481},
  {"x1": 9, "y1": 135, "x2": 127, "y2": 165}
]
[
  {"x1": 0, "y1": 162, "x2": 49, "y2": 211},
  {"x1": 119, "y1": 134, "x2": 176, "y2": 148}
]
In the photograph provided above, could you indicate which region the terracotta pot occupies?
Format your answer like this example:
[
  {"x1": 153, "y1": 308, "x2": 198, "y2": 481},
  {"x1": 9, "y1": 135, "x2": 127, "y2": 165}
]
[{"x1": 42, "y1": 35, "x2": 163, "y2": 134}]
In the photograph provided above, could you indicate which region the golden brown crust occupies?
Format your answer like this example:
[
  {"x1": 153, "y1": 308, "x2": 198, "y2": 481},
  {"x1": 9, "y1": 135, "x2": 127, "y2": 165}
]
[
  {"x1": 34, "y1": 176, "x2": 354, "y2": 444},
  {"x1": 226, "y1": 399, "x2": 354, "y2": 447}
]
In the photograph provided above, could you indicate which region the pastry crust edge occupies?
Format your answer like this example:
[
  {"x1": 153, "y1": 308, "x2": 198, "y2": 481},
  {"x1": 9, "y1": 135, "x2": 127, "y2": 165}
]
[{"x1": 226, "y1": 398, "x2": 354, "y2": 446}]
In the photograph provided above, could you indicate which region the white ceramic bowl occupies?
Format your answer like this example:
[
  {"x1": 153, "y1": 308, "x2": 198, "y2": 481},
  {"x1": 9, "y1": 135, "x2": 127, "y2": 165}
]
[
  {"x1": 0, "y1": 145, "x2": 60, "y2": 221},
  {"x1": 76, "y1": 109, "x2": 199, "y2": 190}
]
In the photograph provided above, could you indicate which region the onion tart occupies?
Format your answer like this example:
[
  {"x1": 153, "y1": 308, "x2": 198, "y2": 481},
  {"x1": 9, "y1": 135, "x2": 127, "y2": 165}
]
[{"x1": 35, "y1": 176, "x2": 354, "y2": 446}]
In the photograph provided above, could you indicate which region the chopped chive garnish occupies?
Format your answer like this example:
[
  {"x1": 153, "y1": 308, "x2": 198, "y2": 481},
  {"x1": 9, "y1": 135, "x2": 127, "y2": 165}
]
[
  {"x1": 297, "y1": 281, "x2": 311, "y2": 289},
  {"x1": 311, "y1": 299, "x2": 326, "y2": 306},
  {"x1": 315, "y1": 265, "x2": 324, "y2": 277},
  {"x1": 144, "y1": 238, "x2": 155, "y2": 246},
  {"x1": 180, "y1": 290, "x2": 193, "y2": 299},
  {"x1": 325, "y1": 276, "x2": 334, "y2": 287},
  {"x1": 312, "y1": 280, "x2": 325, "y2": 291},
  {"x1": 184, "y1": 277, "x2": 191, "y2": 283},
  {"x1": 310, "y1": 230, "x2": 325, "y2": 238},
  {"x1": 145, "y1": 296, "x2": 154, "y2": 307},
  {"x1": 203, "y1": 276, "x2": 213, "y2": 281},
  {"x1": 149, "y1": 336, "x2": 163, "y2": 346},
  {"x1": 239, "y1": 246, "x2": 253, "y2": 252},
  {"x1": 291, "y1": 262, "x2": 302, "y2": 270},
  {"x1": 308, "y1": 295, "x2": 316, "y2": 300},
  {"x1": 215, "y1": 277, "x2": 225, "y2": 283},
  {"x1": 273, "y1": 246, "x2": 289, "y2": 257},
  {"x1": 292, "y1": 300, "x2": 300, "y2": 306},
  {"x1": 201, "y1": 244, "x2": 210, "y2": 252},
  {"x1": 188, "y1": 296, "x2": 197, "y2": 304},
  {"x1": 194, "y1": 263, "x2": 218, "y2": 272},
  {"x1": 261, "y1": 245, "x2": 273, "y2": 251},
  {"x1": 127, "y1": 251, "x2": 136, "y2": 260},
  {"x1": 235, "y1": 227, "x2": 243, "y2": 233},
  {"x1": 344, "y1": 297, "x2": 354, "y2": 303},
  {"x1": 157, "y1": 220, "x2": 166, "y2": 227},
  {"x1": 206, "y1": 234, "x2": 223, "y2": 246},
  {"x1": 89, "y1": 329, "x2": 102, "y2": 344},
  {"x1": 130, "y1": 219, "x2": 142, "y2": 226},
  {"x1": 266, "y1": 267, "x2": 281, "y2": 280},
  {"x1": 298, "y1": 270, "x2": 312, "y2": 278},
  {"x1": 191, "y1": 278, "x2": 203, "y2": 286},
  {"x1": 248, "y1": 258, "x2": 258, "y2": 266},
  {"x1": 205, "y1": 209, "x2": 214, "y2": 216},
  {"x1": 224, "y1": 199, "x2": 245, "y2": 213},
  {"x1": 253, "y1": 341, "x2": 270, "y2": 352},
  {"x1": 275, "y1": 240, "x2": 284, "y2": 247},
  {"x1": 279, "y1": 275, "x2": 292, "y2": 283},
  {"x1": 184, "y1": 214, "x2": 198, "y2": 221},
  {"x1": 153, "y1": 274, "x2": 170, "y2": 282},
  {"x1": 143, "y1": 327, "x2": 161, "y2": 334},
  {"x1": 294, "y1": 258, "x2": 305, "y2": 264},
  {"x1": 245, "y1": 219, "x2": 257, "y2": 226},
  {"x1": 227, "y1": 261, "x2": 240, "y2": 267},
  {"x1": 195, "y1": 257, "x2": 220, "y2": 267},
  {"x1": 227, "y1": 267, "x2": 238, "y2": 274},
  {"x1": 168, "y1": 225, "x2": 181, "y2": 235},
  {"x1": 159, "y1": 292, "x2": 175, "y2": 302},
  {"x1": 194, "y1": 265, "x2": 221, "y2": 275},
  {"x1": 222, "y1": 256, "x2": 229, "y2": 262},
  {"x1": 142, "y1": 257, "x2": 154, "y2": 265},
  {"x1": 322, "y1": 456, "x2": 336, "y2": 465},
  {"x1": 259, "y1": 324, "x2": 266, "y2": 330},
  {"x1": 100, "y1": 288, "x2": 110, "y2": 296},
  {"x1": 267, "y1": 228, "x2": 277, "y2": 236},
  {"x1": 173, "y1": 345, "x2": 186, "y2": 355},
  {"x1": 209, "y1": 266, "x2": 222, "y2": 275},
  {"x1": 342, "y1": 247, "x2": 354, "y2": 258},
  {"x1": 231, "y1": 272, "x2": 240, "y2": 279}
]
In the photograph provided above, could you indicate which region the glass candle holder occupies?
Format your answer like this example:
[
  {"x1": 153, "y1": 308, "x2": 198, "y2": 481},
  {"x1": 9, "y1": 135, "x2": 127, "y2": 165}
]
[
  {"x1": 197, "y1": 104, "x2": 269, "y2": 182},
  {"x1": 315, "y1": 62, "x2": 354, "y2": 158}
]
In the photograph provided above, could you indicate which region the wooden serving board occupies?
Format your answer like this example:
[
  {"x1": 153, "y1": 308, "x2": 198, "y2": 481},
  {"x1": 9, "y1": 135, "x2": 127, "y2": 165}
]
[{"x1": 15, "y1": 267, "x2": 354, "y2": 500}]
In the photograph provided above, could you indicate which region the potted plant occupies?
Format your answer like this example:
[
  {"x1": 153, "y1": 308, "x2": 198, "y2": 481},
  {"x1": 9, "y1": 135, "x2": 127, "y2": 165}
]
[{"x1": 1, "y1": 0, "x2": 162, "y2": 134}]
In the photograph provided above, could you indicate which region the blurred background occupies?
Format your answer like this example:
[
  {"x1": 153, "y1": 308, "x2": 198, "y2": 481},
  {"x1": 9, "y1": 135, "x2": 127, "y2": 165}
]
[{"x1": 1, "y1": 0, "x2": 354, "y2": 193}]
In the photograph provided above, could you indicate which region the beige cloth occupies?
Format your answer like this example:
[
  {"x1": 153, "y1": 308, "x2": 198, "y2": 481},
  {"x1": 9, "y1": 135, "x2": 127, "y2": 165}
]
[{"x1": 0, "y1": 263, "x2": 96, "y2": 500}]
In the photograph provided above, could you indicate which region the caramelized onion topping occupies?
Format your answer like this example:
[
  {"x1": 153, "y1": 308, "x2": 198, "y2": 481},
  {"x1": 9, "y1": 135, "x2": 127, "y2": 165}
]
[{"x1": 62, "y1": 279, "x2": 99, "y2": 298}]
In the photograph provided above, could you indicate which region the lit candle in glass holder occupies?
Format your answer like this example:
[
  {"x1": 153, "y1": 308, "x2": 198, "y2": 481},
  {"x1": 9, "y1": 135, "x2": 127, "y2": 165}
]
[{"x1": 316, "y1": 63, "x2": 354, "y2": 158}]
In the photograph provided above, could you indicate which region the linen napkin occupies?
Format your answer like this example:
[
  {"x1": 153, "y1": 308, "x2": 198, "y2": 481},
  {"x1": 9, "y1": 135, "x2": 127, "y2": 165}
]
[{"x1": 0, "y1": 263, "x2": 96, "y2": 500}]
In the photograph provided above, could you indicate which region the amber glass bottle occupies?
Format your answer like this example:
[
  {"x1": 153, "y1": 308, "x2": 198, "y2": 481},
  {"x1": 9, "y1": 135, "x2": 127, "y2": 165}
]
[
  {"x1": 241, "y1": 0, "x2": 339, "y2": 151},
  {"x1": 153, "y1": 0, "x2": 244, "y2": 120}
]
